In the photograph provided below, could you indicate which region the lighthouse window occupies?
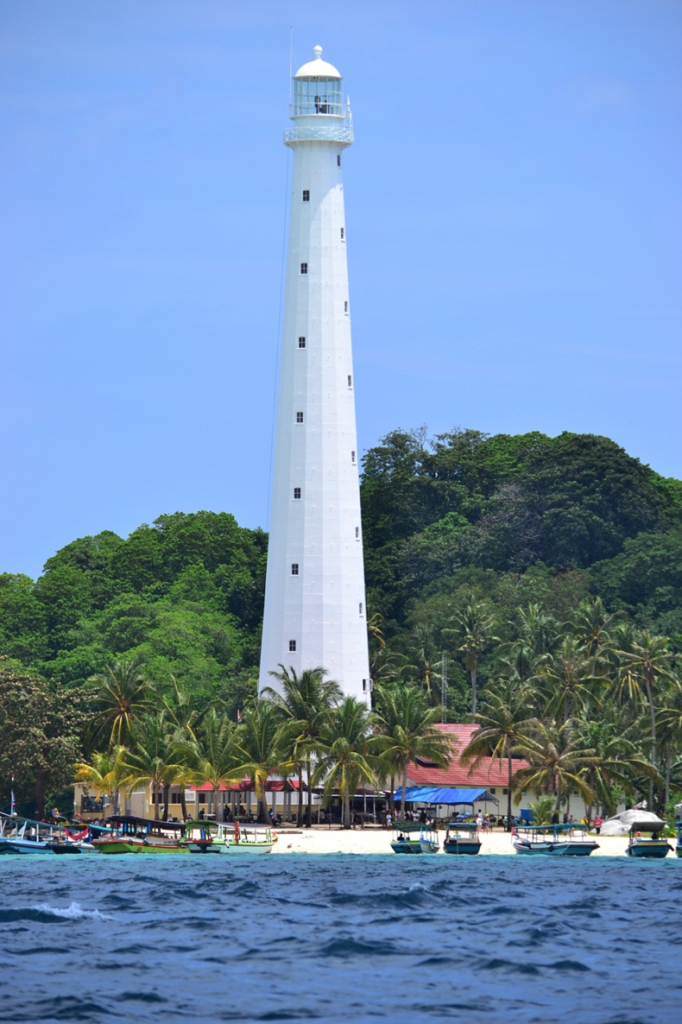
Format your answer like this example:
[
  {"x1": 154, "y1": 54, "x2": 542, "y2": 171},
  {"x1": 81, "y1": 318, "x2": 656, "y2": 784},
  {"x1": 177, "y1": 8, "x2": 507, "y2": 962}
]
[
  {"x1": 298, "y1": 336, "x2": 306, "y2": 348},
  {"x1": 289, "y1": 640, "x2": 297, "y2": 652},
  {"x1": 340, "y1": 227, "x2": 344, "y2": 240},
  {"x1": 351, "y1": 451, "x2": 356, "y2": 464},
  {"x1": 300, "y1": 263, "x2": 308, "y2": 275},
  {"x1": 337, "y1": 154, "x2": 341, "y2": 167},
  {"x1": 359, "y1": 602, "x2": 364, "y2": 615},
  {"x1": 362, "y1": 679, "x2": 367, "y2": 692},
  {"x1": 355, "y1": 527, "x2": 360, "y2": 539},
  {"x1": 344, "y1": 301, "x2": 348, "y2": 313},
  {"x1": 291, "y1": 563, "x2": 299, "y2": 576},
  {"x1": 296, "y1": 412, "x2": 304, "y2": 423},
  {"x1": 347, "y1": 375, "x2": 352, "y2": 388},
  {"x1": 293, "y1": 487, "x2": 301, "y2": 499},
  {"x1": 302, "y1": 190, "x2": 310, "y2": 201}
]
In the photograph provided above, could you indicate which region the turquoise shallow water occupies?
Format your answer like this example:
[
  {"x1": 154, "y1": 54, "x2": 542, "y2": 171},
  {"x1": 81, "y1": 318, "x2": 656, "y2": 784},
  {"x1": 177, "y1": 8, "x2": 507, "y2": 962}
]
[{"x1": 0, "y1": 854, "x2": 680, "y2": 1024}]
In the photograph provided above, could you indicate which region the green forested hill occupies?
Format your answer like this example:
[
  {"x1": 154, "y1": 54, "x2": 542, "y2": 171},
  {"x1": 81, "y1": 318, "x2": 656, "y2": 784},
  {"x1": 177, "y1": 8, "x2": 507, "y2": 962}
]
[{"x1": 1, "y1": 429, "x2": 681, "y2": 715}]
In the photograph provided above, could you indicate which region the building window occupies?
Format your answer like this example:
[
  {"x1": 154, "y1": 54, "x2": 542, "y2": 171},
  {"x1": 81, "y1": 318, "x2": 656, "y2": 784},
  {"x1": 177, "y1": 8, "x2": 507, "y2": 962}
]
[
  {"x1": 347, "y1": 375, "x2": 352, "y2": 388},
  {"x1": 298, "y1": 336, "x2": 306, "y2": 348},
  {"x1": 344, "y1": 301, "x2": 348, "y2": 313},
  {"x1": 503, "y1": 788, "x2": 508, "y2": 795},
  {"x1": 355, "y1": 527, "x2": 360, "y2": 539},
  {"x1": 489, "y1": 788, "x2": 496, "y2": 794},
  {"x1": 289, "y1": 640, "x2": 297, "y2": 652},
  {"x1": 291, "y1": 563, "x2": 299, "y2": 576},
  {"x1": 293, "y1": 487, "x2": 301, "y2": 499},
  {"x1": 337, "y1": 154, "x2": 341, "y2": 166},
  {"x1": 300, "y1": 263, "x2": 308, "y2": 275},
  {"x1": 340, "y1": 227, "x2": 345, "y2": 240},
  {"x1": 362, "y1": 679, "x2": 367, "y2": 692},
  {"x1": 302, "y1": 190, "x2": 310, "y2": 201},
  {"x1": 351, "y1": 451, "x2": 356, "y2": 464},
  {"x1": 296, "y1": 412, "x2": 304, "y2": 423},
  {"x1": 359, "y1": 602, "x2": 364, "y2": 615}
]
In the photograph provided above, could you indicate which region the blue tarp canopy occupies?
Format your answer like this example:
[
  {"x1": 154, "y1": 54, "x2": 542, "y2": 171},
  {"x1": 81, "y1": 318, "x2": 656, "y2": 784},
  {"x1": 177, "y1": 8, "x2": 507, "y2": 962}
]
[{"x1": 394, "y1": 786, "x2": 499, "y2": 806}]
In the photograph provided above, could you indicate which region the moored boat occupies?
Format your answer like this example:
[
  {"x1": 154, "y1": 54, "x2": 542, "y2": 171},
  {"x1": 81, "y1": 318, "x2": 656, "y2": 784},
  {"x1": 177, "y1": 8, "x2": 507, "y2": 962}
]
[
  {"x1": 181, "y1": 820, "x2": 227, "y2": 854},
  {"x1": 625, "y1": 819, "x2": 671, "y2": 859},
  {"x1": 390, "y1": 821, "x2": 439, "y2": 854},
  {"x1": 93, "y1": 815, "x2": 188, "y2": 854},
  {"x1": 443, "y1": 821, "x2": 481, "y2": 855},
  {"x1": 512, "y1": 824, "x2": 599, "y2": 856},
  {"x1": 0, "y1": 812, "x2": 64, "y2": 854},
  {"x1": 224, "y1": 821, "x2": 276, "y2": 854}
]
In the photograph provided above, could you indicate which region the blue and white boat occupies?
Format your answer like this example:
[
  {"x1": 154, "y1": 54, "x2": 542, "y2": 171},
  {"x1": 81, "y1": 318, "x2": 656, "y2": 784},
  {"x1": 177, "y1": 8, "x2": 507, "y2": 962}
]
[{"x1": 512, "y1": 823, "x2": 599, "y2": 856}]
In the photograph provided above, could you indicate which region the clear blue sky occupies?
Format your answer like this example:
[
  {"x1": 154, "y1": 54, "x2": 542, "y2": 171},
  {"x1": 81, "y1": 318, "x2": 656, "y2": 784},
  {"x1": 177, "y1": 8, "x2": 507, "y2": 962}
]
[{"x1": 1, "y1": 1, "x2": 680, "y2": 579}]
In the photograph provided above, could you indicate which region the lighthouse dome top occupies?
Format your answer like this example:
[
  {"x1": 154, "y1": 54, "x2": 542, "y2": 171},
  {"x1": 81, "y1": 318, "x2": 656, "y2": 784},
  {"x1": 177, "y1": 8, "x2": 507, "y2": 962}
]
[{"x1": 294, "y1": 45, "x2": 341, "y2": 80}]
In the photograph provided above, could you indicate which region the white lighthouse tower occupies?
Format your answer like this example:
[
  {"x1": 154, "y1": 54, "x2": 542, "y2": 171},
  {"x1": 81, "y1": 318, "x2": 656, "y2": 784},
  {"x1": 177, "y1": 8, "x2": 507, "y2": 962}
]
[{"x1": 258, "y1": 46, "x2": 370, "y2": 703}]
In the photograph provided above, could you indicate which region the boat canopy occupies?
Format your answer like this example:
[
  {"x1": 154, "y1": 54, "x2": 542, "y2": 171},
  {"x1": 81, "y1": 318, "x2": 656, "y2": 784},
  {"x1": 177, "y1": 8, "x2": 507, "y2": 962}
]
[
  {"x1": 447, "y1": 822, "x2": 478, "y2": 832},
  {"x1": 628, "y1": 819, "x2": 666, "y2": 833},
  {"x1": 394, "y1": 786, "x2": 499, "y2": 806},
  {"x1": 106, "y1": 815, "x2": 185, "y2": 833}
]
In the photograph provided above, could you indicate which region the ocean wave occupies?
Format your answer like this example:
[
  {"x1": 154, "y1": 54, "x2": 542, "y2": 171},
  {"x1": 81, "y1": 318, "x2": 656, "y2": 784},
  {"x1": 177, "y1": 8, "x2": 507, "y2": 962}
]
[{"x1": 0, "y1": 903, "x2": 112, "y2": 924}]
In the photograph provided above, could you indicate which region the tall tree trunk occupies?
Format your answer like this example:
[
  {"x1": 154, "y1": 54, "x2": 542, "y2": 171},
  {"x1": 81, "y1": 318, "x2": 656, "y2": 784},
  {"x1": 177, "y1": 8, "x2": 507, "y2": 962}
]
[
  {"x1": 297, "y1": 769, "x2": 303, "y2": 826},
  {"x1": 389, "y1": 774, "x2": 395, "y2": 816},
  {"x1": 555, "y1": 776, "x2": 562, "y2": 812},
  {"x1": 181, "y1": 791, "x2": 188, "y2": 822},
  {"x1": 471, "y1": 669, "x2": 477, "y2": 716},
  {"x1": 306, "y1": 755, "x2": 312, "y2": 828},
  {"x1": 646, "y1": 677, "x2": 656, "y2": 809},
  {"x1": 35, "y1": 771, "x2": 46, "y2": 820},
  {"x1": 400, "y1": 765, "x2": 407, "y2": 819},
  {"x1": 153, "y1": 783, "x2": 160, "y2": 820},
  {"x1": 162, "y1": 784, "x2": 170, "y2": 821},
  {"x1": 344, "y1": 790, "x2": 351, "y2": 830},
  {"x1": 507, "y1": 744, "x2": 513, "y2": 831},
  {"x1": 664, "y1": 742, "x2": 671, "y2": 809}
]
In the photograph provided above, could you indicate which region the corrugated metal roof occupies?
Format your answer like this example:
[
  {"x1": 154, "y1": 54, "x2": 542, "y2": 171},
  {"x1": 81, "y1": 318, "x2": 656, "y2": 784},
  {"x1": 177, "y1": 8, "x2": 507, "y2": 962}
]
[{"x1": 405, "y1": 723, "x2": 529, "y2": 789}]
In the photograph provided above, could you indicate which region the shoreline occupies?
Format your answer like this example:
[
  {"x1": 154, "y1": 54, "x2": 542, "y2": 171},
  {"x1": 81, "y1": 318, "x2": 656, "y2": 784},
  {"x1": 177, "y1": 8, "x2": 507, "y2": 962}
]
[{"x1": 271, "y1": 826, "x2": 675, "y2": 857}]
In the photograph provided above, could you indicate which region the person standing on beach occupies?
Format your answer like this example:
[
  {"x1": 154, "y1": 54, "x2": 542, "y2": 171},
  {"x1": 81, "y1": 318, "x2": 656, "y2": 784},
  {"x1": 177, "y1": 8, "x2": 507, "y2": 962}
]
[{"x1": 593, "y1": 814, "x2": 603, "y2": 835}]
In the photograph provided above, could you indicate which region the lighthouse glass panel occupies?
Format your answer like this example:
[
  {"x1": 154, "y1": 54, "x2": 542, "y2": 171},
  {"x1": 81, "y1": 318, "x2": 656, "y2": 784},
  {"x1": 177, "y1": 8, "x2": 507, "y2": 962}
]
[{"x1": 294, "y1": 78, "x2": 343, "y2": 117}]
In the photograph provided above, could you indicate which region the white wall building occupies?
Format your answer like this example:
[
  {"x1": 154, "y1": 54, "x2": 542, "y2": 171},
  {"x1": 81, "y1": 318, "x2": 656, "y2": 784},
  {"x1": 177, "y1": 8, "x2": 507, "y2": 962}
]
[{"x1": 258, "y1": 47, "x2": 370, "y2": 703}]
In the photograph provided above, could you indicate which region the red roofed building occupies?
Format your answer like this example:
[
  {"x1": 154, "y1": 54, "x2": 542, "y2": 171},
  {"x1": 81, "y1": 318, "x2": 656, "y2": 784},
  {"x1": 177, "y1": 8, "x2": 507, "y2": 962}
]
[{"x1": 404, "y1": 723, "x2": 531, "y2": 816}]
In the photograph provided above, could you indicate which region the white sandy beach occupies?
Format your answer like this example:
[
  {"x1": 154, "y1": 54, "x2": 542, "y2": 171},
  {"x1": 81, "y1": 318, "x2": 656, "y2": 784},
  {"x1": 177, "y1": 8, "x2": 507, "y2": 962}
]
[{"x1": 270, "y1": 826, "x2": 660, "y2": 857}]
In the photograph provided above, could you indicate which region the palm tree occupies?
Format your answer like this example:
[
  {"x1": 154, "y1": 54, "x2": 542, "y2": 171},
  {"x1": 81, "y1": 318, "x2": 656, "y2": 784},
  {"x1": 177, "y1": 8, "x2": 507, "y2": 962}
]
[
  {"x1": 528, "y1": 795, "x2": 555, "y2": 825},
  {"x1": 180, "y1": 710, "x2": 240, "y2": 821},
  {"x1": 571, "y1": 596, "x2": 620, "y2": 668},
  {"x1": 504, "y1": 603, "x2": 559, "y2": 682},
  {"x1": 73, "y1": 745, "x2": 128, "y2": 816},
  {"x1": 460, "y1": 680, "x2": 536, "y2": 830},
  {"x1": 617, "y1": 632, "x2": 676, "y2": 808},
  {"x1": 123, "y1": 714, "x2": 182, "y2": 820},
  {"x1": 657, "y1": 680, "x2": 682, "y2": 808},
  {"x1": 374, "y1": 685, "x2": 450, "y2": 818},
  {"x1": 445, "y1": 599, "x2": 498, "y2": 716},
  {"x1": 263, "y1": 665, "x2": 341, "y2": 827},
  {"x1": 539, "y1": 635, "x2": 607, "y2": 723},
  {"x1": 232, "y1": 702, "x2": 294, "y2": 823},
  {"x1": 400, "y1": 624, "x2": 442, "y2": 706},
  {"x1": 312, "y1": 697, "x2": 385, "y2": 828},
  {"x1": 577, "y1": 716, "x2": 659, "y2": 818},
  {"x1": 88, "y1": 659, "x2": 150, "y2": 747},
  {"x1": 513, "y1": 719, "x2": 595, "y2": 811}
]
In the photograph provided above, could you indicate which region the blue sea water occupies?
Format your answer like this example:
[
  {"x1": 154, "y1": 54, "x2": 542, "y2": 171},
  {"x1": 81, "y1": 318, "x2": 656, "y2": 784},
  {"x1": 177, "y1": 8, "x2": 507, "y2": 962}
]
[{"x1": 0, "y1": 854, "x2": 680, "y2": 1024}]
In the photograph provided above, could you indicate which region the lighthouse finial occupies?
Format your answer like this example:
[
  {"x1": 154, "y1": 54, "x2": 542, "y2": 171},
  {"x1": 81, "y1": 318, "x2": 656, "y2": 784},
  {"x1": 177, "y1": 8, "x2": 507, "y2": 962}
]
[{"x1": 313, "y1": 45, "x2": 323, "y2": 60}]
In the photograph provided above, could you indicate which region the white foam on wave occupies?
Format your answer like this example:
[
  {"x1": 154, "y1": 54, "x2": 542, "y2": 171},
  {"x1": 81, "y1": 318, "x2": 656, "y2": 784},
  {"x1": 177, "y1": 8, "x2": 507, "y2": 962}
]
[{"x1": 32, "y1": 901, "x2": 113, "y2": 921}]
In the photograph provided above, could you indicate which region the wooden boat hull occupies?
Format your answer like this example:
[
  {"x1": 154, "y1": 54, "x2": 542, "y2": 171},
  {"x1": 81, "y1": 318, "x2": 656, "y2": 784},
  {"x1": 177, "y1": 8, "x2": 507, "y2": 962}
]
[
  {"x1": 626, "y1": 841, "x2": 671, "y2": 858},
  {"x1": 226, "y1": 842, "x2": 274, "y2": 855},
  {"x1": 513, "y1": 839, "x2": 574, "y2": 855},
  {"x1": 48, "y1": 842, "x2": 97, "y2": 854},
  {"x1": 0, "y1": 839, "x2": 55, "y2": 854},
  {"x1": 94, "y1": 838, "x2": 188, "y2": 854},
  {"x1": 443, "y1": 841, "x2": 481, "y2": 855},
  {"x1": 390, "y1": 839, "x2": 438, "y2": 854},
  {"x1": 182, "y1": 840, "x2": 229, "y2": 854}
]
